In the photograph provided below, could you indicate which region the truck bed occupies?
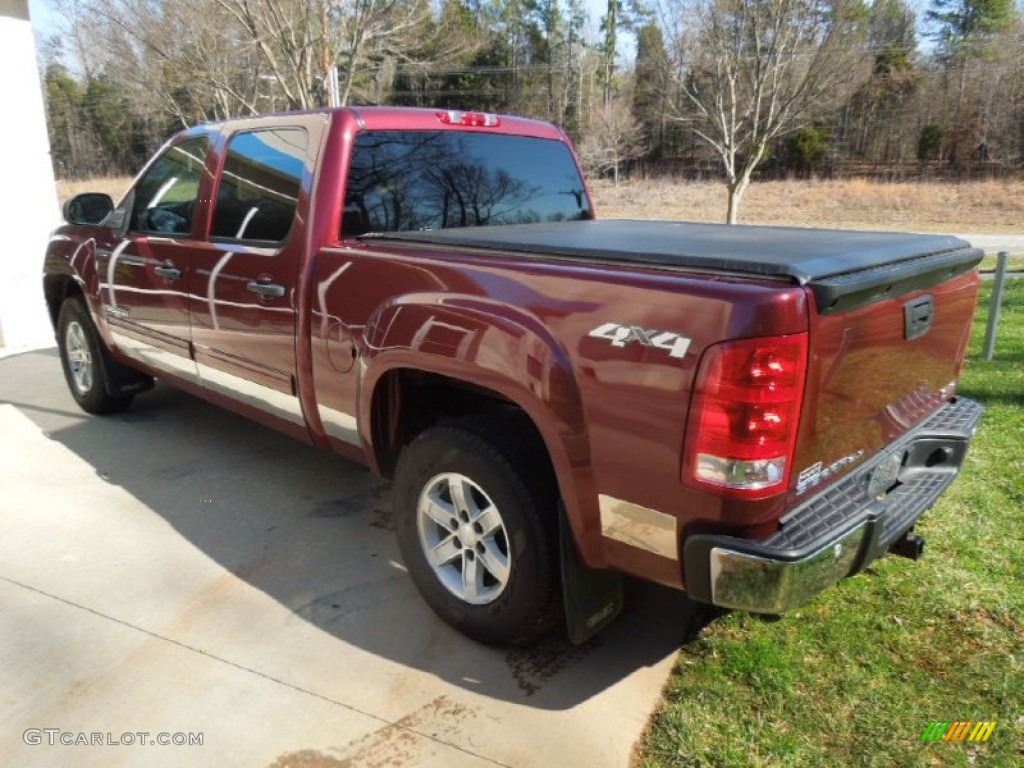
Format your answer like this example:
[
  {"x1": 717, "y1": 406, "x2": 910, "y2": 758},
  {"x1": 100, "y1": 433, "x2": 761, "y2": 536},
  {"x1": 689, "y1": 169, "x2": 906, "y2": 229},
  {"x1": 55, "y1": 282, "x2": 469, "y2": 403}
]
[{"x1": 363, "y1": 220, "x2": 983, "y2": 313}]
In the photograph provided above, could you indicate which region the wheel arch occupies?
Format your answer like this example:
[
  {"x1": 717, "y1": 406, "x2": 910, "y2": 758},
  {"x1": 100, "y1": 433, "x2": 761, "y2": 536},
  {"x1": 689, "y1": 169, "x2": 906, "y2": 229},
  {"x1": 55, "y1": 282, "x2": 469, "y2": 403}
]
[
  {"x1": 43, "y1": 233, "x2": 102, "y2": 330},
  {"x1": 360, "y1": 298, "x2": 604, "y2": 566},
  {"x1": 43, "y1": 272, "x2": 85, "y2": 329}
]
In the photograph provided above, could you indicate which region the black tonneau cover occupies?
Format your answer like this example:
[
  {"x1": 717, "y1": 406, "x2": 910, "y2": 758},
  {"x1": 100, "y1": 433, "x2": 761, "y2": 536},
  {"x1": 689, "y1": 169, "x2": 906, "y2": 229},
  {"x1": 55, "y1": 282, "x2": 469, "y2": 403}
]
[{"x1": 362, "y1": 220, "x2": 982, "y2": 313}]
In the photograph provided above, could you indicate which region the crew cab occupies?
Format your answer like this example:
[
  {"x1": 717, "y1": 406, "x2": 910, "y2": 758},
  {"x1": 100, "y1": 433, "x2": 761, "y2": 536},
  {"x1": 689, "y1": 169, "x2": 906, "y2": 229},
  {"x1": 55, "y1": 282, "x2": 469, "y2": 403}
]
[{"x1": 44, "y1": 107, "x2": 983, "y2": 645}]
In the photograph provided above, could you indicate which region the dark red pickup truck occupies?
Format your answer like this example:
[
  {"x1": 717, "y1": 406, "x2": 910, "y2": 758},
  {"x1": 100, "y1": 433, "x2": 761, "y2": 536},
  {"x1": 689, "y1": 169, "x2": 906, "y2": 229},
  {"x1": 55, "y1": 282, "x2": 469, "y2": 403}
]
[{"x1": 45, "y1": 107, "x2": 983, "y2": 645}]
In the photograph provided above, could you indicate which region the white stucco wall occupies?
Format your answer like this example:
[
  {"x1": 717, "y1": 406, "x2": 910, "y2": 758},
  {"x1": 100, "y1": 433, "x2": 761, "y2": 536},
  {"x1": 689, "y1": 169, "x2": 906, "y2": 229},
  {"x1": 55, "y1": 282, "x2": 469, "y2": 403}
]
[{"x1": 0, "y1": 0, "x2": 59, "y2": 349}]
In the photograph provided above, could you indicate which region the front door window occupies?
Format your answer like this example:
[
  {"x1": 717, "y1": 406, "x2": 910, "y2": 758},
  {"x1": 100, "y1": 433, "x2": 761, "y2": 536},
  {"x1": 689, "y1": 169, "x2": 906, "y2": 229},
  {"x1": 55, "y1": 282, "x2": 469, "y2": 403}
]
[{"x1": 130, "y1": 138, "x2": 209, "y2": 235}]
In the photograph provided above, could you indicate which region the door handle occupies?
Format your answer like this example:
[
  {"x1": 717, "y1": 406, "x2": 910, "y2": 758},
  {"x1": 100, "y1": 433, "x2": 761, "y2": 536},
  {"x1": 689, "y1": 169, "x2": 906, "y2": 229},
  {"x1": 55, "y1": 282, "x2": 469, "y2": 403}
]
[
  {"x1": 154, "y1": 264, "x2": 183, "y2": 280},
  {"x1": 247, "y1": 280, "x2": 286, "y2": 299}
]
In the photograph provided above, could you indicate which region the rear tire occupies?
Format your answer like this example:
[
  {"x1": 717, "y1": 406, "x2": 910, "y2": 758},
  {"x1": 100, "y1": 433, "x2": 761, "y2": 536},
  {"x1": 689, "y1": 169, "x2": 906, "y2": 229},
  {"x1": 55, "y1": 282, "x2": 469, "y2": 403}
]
[
  {"x1": 57, "y1": 296, "x2": 134, "y2": 414},
  {"x1": 393, "y1": 417, "x2": 562, "y2": 646}
]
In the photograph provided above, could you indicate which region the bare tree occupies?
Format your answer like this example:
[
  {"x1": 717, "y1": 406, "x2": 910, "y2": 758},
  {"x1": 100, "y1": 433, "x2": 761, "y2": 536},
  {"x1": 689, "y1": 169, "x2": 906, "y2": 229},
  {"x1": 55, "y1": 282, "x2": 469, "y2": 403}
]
[
  {"x1": 578, "y1": 97, "x2": 644, "y2": 182},
  {"x1": 40, "y1": 0, "x2": 1022, "y2": 183},
  {"x1": 59, "y1": 0, "x2": 271, "y2": 124},
  {"x1": 661, "y1": 0, "x2": 871, "y2": 223},
  {"x1": 215, "y1": 0, "x2": 474, "y2": 108},
  {"x1": 209, "y1": 0, "x2": 335, "y2": 110}
]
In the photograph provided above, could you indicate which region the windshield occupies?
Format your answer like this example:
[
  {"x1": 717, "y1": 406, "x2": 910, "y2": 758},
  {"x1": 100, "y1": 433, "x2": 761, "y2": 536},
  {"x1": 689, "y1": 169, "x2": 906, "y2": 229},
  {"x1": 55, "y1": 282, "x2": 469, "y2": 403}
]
[{"x1": 342, "y1": 130, "x2": 591, "y2": 237}]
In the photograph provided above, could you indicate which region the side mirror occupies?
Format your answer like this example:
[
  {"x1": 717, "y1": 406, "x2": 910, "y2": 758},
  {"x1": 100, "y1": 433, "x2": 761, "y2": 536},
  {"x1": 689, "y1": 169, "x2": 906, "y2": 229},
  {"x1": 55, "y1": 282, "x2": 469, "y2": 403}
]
[{"x1": 63, "y1": 193, "x2": 115, "y2": 225}]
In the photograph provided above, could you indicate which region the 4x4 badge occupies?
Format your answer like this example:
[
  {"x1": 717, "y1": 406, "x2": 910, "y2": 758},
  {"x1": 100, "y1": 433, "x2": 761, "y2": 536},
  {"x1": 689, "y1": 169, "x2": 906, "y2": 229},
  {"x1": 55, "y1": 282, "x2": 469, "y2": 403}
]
[{"x1": 587, "y1": 323, "x2": 691, "y2": 359}]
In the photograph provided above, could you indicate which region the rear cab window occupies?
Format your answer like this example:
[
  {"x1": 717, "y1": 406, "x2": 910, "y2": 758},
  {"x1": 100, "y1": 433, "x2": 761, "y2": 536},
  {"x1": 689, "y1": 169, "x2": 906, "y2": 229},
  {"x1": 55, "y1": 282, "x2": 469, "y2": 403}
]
[
  {"x1": 211, "y1": 128, "x2": 308, "y2": 243},
  {"x1": 342, "y1": 131, "x2": 591, "y2": 238}
]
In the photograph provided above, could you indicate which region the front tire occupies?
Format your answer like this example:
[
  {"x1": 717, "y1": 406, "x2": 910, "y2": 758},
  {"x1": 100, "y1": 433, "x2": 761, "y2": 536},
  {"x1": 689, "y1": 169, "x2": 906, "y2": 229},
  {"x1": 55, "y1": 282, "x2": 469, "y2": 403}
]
[
  {"x1": 57, "y1": 296, "x2": 134, "y2": 414},
  {"x1": 393, "y1": 419, "x2": 562, "y2": 646}
]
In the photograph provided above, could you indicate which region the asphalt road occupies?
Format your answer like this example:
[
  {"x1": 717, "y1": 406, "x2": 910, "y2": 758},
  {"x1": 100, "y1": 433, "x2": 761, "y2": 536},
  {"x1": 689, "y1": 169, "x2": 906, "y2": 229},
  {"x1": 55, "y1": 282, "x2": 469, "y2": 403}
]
[
  {"x1": 953, "y1": 233, "x2": 1024, "y2": 256},
  {"x1": 0, "y1": 348, "x2": 699, "y2": 768}
]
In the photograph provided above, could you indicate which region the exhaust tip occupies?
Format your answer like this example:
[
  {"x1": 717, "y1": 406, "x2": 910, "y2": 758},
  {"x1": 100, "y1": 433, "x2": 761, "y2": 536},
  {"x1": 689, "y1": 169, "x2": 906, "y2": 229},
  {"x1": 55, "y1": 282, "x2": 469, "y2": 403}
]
[{"x1": 889, "y1": 530, "x2": 926, "y2": 561}]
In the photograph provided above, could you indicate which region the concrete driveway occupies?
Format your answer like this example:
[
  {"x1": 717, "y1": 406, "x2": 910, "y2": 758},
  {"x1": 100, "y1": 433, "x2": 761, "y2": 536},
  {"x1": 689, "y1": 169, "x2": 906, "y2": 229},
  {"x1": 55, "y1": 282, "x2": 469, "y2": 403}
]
[{"x1": 0, "y1": 348, "x2": 694, "y2": 768}]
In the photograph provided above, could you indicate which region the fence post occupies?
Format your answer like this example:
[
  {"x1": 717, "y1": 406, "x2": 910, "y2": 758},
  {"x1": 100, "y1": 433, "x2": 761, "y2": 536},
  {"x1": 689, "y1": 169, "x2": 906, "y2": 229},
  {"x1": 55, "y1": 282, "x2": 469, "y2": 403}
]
[{"x1": 983, "y1": 251, "x2": 1009, "y2": 361}]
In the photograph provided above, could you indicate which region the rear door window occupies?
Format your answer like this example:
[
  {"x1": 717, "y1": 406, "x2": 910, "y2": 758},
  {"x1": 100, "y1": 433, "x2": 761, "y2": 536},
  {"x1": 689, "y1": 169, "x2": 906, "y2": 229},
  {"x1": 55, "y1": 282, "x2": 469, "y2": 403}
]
[
  {"x1": 211, "y1": 128, "x2": 308, "y2": 243},
  {"x1": 343, "y1": 131, "x2": 591, "y2": 237}
]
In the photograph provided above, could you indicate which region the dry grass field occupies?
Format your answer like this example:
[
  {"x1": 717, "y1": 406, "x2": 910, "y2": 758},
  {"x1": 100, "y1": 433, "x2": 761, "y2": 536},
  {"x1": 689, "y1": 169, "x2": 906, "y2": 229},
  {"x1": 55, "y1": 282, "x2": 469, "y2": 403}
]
[
  {"x1": 591, "y1": 177, "x2": 1024, "y2": 234},
  {"x1": 60, "y1": 175, "x2": 1023, "y2": 236},
  {"x1": 58, "y1": 177, "x2": 134, "y2": 202}
]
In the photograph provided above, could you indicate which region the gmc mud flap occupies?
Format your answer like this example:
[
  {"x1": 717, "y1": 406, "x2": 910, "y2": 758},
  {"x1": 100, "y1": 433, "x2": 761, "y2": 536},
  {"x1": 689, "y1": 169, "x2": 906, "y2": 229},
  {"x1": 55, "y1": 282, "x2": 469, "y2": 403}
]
[{"x1": 559, "y1": 503, "x2": 623, "y2": 644}]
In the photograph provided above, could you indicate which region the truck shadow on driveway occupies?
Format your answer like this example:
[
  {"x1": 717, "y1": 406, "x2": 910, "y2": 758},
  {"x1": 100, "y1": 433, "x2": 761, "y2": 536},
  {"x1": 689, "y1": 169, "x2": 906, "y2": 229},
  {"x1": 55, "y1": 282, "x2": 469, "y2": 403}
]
[{"x1": 3, "y1": 349, "x2": 715, "y2": 711}]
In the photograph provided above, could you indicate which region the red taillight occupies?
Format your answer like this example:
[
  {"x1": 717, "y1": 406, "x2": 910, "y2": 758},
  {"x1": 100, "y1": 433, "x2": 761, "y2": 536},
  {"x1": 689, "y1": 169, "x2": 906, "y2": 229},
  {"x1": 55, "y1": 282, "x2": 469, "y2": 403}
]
[
  {"x1": 436, "y1": 110, "x2": 501, "y2": 127},
  {"x1": 683, "y1": 333, "x2": 809, "y2": 499}
]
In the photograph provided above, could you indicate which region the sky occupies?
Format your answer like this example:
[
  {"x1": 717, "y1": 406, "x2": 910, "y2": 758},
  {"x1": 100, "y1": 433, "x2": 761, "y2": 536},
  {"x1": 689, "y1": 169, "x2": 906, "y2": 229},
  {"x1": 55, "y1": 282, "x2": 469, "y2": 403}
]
[
  {"x1": 27, "y1": 0, "x2": 621, "y2": 58},
  {"x1": 28, "y1": 0, "x2": 60, "y2": 38}
]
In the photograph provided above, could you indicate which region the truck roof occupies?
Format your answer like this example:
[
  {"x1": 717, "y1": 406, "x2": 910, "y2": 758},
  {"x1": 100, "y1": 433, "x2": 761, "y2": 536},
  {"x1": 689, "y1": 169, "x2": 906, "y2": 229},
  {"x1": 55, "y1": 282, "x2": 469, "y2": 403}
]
[
  {"x1": 193, "y1": 106, "x2": 565, "y2": 141},
  {"x1": 349, "y1": 106, "x2": 565, "y2": 139}
]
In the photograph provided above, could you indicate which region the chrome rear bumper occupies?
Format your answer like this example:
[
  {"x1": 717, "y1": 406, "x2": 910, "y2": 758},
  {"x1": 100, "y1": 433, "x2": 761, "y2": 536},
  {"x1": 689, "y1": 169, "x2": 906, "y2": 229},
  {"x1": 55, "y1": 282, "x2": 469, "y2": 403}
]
[{"x1": 683, "y1": 397, "x2": 982, "y2": 613}]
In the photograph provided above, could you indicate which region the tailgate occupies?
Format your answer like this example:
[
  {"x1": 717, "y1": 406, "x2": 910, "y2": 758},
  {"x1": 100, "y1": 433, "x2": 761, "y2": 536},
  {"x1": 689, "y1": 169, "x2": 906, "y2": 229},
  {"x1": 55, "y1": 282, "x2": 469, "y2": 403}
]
[{"x1": 791, "y1": 250, "x2": 982, "y2": 497}]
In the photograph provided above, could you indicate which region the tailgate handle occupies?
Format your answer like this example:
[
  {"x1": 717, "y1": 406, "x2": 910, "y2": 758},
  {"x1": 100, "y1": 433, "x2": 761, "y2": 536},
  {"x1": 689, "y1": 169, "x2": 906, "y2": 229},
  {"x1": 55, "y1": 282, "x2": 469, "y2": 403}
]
[{"x1": 904, "y1": 295, "x2": 934, "y2": 340}]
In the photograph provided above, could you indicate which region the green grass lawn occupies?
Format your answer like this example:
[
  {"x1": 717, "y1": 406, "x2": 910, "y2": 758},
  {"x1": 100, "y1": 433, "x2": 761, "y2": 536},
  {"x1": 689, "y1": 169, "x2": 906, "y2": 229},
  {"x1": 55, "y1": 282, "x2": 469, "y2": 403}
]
[{"x1": 638, "y1": 280, "x2": 1024, "y2": 768}]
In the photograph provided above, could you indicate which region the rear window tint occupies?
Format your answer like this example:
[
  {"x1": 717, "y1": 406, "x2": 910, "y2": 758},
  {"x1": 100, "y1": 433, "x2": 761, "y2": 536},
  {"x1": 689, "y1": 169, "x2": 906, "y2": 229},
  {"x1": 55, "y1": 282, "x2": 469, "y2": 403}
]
[{"x1": 343, "y1": 131, "x2": 591, "y2": 237}]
